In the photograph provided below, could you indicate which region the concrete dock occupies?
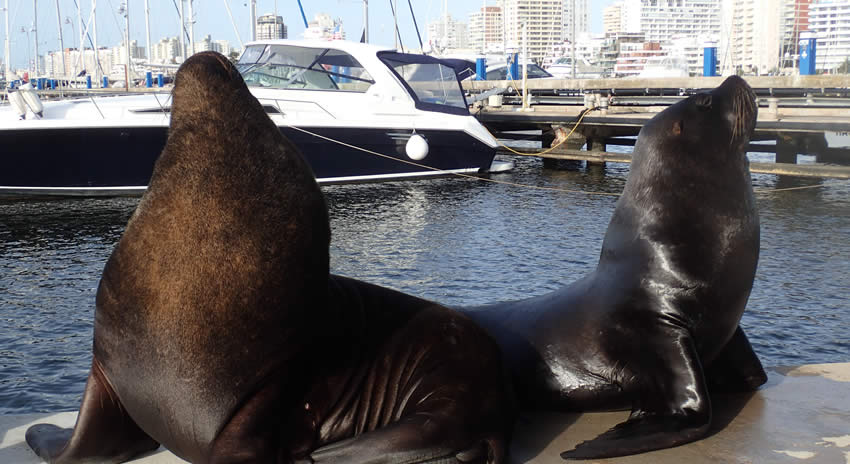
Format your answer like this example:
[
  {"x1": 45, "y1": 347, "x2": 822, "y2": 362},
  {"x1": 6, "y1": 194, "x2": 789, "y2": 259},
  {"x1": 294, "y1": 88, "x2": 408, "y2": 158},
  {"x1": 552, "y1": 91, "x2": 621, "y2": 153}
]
[{"x1": 1, "y1": 363, "x2": 848, "y2": 463}]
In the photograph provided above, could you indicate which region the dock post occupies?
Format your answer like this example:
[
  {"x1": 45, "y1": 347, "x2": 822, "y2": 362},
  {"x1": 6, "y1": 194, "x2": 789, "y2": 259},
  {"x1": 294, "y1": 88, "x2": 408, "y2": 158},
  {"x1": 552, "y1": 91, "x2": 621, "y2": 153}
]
[
  {"x1": 476, "y1": 58, "x2": 486, "y2": 81},
  {"x1": 587, "y1": 137, "x2": 606, "y2": 169},
  {"x1": 776, "y1": 138, "x2": 798, "y2": 165},
  {"x1": 146, "y1": 71, "x2": 153, "y2": 88},
  {"x1": 86, "y1": 76, "x2": 92, "y2": 89},
  {"x1": 157, "y1": 73, "x2": 164, "y2": 87}
]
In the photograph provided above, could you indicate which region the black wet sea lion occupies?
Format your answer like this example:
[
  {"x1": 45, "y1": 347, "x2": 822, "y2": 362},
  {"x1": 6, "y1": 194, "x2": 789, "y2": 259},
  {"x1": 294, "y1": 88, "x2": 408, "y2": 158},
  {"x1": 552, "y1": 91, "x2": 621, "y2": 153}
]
[
  {"x1": 460, "y1": 75, "x2": 767, "y2": 460},
  {"x1": 26, "y1": 51, "x2": 513, "y2": 464}
]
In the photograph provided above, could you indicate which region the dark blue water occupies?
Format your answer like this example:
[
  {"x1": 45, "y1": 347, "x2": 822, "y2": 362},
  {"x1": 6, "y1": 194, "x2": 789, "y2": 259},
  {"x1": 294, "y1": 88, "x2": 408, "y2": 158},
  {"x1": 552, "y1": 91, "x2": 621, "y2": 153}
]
[{"x1": 1, "y1": 155, "x2": 849, "y2": 414}]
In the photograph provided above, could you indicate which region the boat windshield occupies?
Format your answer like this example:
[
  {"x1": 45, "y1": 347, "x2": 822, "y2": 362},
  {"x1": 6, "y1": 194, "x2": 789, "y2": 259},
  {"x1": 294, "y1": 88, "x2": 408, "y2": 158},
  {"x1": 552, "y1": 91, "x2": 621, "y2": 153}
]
[
  {"x1": 378, "y1": 52, "x2": 469, "y2": 116},
  {"x1": 236, "y1": 44, "x2": 376, "y2": 92}
]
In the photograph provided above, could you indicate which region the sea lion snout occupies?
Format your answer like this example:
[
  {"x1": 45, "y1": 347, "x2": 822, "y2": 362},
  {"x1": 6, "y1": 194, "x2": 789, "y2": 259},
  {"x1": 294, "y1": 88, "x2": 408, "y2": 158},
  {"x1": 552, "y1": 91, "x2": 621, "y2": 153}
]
[{"x1": 714, "y1": 76, "x2": 758, "y2": 144}]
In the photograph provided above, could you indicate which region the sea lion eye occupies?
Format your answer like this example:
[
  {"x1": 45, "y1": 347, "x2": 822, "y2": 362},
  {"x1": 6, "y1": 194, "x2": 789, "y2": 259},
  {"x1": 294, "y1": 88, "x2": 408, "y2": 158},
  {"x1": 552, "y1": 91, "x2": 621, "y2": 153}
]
[
  {"x1": 695, "y1": 94, "x2": 712, "y2": 111},
  {"x1": 672, "y1": 120, "x2": 684, "y2": 135}
]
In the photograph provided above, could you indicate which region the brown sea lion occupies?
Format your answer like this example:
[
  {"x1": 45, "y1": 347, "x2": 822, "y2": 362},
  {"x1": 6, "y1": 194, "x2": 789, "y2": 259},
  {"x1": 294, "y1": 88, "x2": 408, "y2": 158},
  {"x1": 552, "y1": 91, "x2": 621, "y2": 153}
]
[
  {"x1": 461, "y1": 75, "x2": 767, "y2": 459},
  {"x1": 26, "y1": 51, "x2": 512, "y2": 464}
]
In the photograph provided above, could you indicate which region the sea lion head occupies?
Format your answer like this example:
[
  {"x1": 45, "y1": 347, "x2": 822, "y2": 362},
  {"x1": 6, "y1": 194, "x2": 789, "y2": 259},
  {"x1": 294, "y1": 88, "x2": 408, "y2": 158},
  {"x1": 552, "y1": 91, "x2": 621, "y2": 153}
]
[
  {"x1": 637, "y1": 75, "x2": 758, "y2": 166},
  {"x1": 170, "y1": 51, "x2": 254, "y2": 127}
]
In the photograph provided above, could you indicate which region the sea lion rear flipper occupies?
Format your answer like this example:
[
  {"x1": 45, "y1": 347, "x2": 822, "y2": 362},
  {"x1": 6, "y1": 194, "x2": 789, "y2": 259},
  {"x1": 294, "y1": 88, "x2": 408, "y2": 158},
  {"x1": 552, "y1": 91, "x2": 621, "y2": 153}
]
[
  {"x1": 26, "y1": 360, "x2": 159, "y2": 463},
  {"x1": 309, "y1": 419, "x2": 505, "y2": 464},
  {"x1": 560, "y1": 330, "x2": 710, "y2": 460},
  {"x1": 705, "y1": 325, "x2": 768, "y2": 392}
]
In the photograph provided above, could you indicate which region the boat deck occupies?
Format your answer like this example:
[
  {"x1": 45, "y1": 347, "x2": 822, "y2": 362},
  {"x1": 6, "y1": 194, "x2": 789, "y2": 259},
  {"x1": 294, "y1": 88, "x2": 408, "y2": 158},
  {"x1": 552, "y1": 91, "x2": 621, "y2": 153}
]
[{"x1": 2, "y1": 363, "x2": 848, "y2": 463}]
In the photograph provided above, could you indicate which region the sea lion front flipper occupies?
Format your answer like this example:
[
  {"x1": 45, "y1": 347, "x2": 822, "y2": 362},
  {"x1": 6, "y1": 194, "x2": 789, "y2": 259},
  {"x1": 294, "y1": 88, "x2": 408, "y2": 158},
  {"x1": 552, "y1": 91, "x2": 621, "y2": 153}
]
[
  {"x1": 560, "y1": 330, "x2": 710, "y2": 460},
  {"x1": 26, "y1": 359, "x2": 159, "y2": 463},
  {"x1": 309, "y1": 419, "x2": 505, "y2": 464},
  {"x1": 705, "y1": 325, "x2": 768, "y2": 393}
]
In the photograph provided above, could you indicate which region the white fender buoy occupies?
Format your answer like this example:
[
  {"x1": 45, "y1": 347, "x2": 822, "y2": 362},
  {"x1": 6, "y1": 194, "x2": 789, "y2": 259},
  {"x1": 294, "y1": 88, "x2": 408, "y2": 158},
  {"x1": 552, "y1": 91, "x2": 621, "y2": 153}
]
[
  {"x1": 405, "y1": 133, "x2": 429, "y2": 161},
  {"x1": 8, "y1": 91, "x2": 27, "y2": 120},
  {"x1": 20, "y1": 83, "x2": 44, "y2": 118}
]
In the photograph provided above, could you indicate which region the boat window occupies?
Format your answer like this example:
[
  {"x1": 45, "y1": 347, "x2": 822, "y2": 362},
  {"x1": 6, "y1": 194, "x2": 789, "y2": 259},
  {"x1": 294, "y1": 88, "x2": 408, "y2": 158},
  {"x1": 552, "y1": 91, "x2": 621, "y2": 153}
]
[
  {"x1": 236, "y1": 45, "x2": 374, "y2": 92},
  {"x1": 378, "y1": 52, "x2": 469, "y2": 116}
]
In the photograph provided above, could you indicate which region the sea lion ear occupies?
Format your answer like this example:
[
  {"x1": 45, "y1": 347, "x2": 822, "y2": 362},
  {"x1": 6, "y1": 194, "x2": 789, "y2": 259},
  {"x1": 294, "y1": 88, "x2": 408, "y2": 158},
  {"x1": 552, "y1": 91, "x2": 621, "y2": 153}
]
[{"x1": 672, "y1": 120, "x2": 683, "y2": 136}]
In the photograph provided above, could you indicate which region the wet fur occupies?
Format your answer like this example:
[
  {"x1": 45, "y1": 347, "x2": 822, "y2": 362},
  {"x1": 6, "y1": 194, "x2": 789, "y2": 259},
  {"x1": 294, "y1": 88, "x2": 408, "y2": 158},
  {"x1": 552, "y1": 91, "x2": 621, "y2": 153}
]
[
  {"x1": 461, "y1": 76, "x2": 767, "y2": 459},
  {"x1": 26, "y1": 52, "x2": 513, "y2": 464}
]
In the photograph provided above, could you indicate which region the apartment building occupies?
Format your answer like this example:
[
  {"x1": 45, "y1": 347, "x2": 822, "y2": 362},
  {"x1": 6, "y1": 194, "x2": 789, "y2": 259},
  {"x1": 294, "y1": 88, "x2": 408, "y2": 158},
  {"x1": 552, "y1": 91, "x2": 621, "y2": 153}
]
[
  {"x1": 257, "y1": 14, "x2": 288, "y2": 41},
  {"x1": 809, "y1": 0, "x2": 850, "y2": 71},
  {"x1": 45, "y1": 47, "x2": 115, "y2": 78},
  {"x1": 427, "y1": 14, "x2": 469, "y2": 50},
  {"x1": 503, "y1": 0, "x2": 563, "y2": 62},
  {"x1": 603, "y1": 3, "x2": 623, "y2": 35},
  {"x1": 719, "y1": 0, "x2": 782, "y2": 75},
  {"x1": 779, "y1": 0, "x2": 815, "y2": 68},
  {"x1": 562, "y1": 0, "x2": 589, "y2": 41},
  {"x1": 469, "y1": 6, "x2": 505, "y2": 52},
  {"x1": 623, "y1": 0, "x2": 721, "y2": 44}
]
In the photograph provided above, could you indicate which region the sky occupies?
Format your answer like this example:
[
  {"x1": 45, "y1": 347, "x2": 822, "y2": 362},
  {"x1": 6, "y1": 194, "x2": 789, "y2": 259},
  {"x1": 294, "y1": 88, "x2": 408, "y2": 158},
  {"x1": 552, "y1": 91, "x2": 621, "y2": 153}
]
[{"x1": 2, "y1": 0, "x2": 614, "y2": 69}]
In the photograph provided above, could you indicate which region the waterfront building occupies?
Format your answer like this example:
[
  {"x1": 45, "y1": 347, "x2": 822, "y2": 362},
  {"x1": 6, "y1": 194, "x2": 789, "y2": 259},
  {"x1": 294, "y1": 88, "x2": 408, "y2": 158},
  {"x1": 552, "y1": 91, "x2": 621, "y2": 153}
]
[
  {"x1": 469, "y1": 6, "x2": 504, "y2": 53},
  {"x1": 45, "y1": 47, "x2": 114, "y2": 78},
  {"x1": 303, "y1": 14, "x2": 345, "y2": 40},
  {"x1": 779, "y1": 0, "x2": 815, "y2": 69},
  {"x1": 257, "y1": 14, "x2": 288, "y2": 40},
  {"x1": 427, "y1": 13, "x2": 469, "y2": 50},
  {"x1": 503, "y1": 0, "x2": 563, "y2": 62},
  {"x1": 603, "y1": 2, "x2": 623, "y2": 35},
  {"x1": 809, "y1": 0, "x2": 850, "y2": 72},
  {"x1": 614, "y1": 41, "x2": 668, "y2": 76},
  {"x1": 562, "y1": 0, "x2": 589, "y2": 41},
  {"x1": 624, "y1": 0, "x2": 721, "y2": 44},
  {"x1": 213, "y1": 40, "x2": 233, "y2": 56},
  {"x1": 719, "y1": 0, "x2": 782, "y2": 75},
  {"x1": 152, "y1": 37, "x2": 180, "y2": 64}
]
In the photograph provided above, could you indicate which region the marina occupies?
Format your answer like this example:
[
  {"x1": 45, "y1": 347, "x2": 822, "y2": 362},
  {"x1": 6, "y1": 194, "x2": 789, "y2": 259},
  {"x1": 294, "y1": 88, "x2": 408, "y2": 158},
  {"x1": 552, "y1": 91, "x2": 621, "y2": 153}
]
[{"x1": 466, "y1": 75, "x2": 850, "y2": 177}]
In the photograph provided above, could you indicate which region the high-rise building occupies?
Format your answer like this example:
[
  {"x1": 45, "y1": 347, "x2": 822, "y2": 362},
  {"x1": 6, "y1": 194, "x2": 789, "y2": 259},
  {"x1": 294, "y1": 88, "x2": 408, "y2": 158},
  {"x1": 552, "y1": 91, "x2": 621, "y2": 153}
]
[
  {"x1": 626, "y1": 0, "x2": 722, "y2": 44},
  {"x1": 257, "y1": 14, "x2": 288, "y2": 40},
  {"x1": 779, "y1": 0, "x2": 815, "y2": 68},
  {"x1": 303, "y1": 14, "x2": 345, "y2": 40},
  {"x1": 427, "y1": 13, "x2": 469, "y2": 50},
  {"x1": 562, "y1": 0, "x2": 588, "y2": 42},
  {"x1": 503, "y1": 0, "x2": 564, "y2": 62},
  {"x1": 152, "y1": 37, "x2": 180, "y2": 64},
  {"x1": 809, "y1": 0, "x2": 850, "y2": 71},
  {"x1": 719, "y1": 0, "x2": 782, "y2": 75},
  {"x1": 469, "y1": 6, "x2": 504, "y2": 52},
  {"x1": 603, "y1": 2, "x2": 623, "y2": 35}
]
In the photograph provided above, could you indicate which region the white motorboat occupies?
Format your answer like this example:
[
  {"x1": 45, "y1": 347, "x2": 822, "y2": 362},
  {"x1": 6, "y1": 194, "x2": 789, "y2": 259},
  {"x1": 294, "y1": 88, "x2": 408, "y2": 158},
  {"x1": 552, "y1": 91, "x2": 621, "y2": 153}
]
[{"x1": 0, "y1": 39, "x2": 509, "y2": 197}]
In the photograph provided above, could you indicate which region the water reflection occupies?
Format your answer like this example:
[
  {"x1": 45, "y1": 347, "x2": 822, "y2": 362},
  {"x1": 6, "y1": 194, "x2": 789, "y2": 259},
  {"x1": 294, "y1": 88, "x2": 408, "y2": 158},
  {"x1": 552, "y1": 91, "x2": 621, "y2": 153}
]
[{"x1": 0, "y1": 157, "x2": 847, "y2": 414}]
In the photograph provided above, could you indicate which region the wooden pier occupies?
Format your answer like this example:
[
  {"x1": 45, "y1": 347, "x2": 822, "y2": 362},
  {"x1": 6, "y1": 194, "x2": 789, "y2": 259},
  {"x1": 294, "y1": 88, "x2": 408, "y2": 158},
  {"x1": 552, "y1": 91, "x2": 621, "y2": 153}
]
[{"x1": 466, "y1": 75, "x2": 850, "y2": 178}]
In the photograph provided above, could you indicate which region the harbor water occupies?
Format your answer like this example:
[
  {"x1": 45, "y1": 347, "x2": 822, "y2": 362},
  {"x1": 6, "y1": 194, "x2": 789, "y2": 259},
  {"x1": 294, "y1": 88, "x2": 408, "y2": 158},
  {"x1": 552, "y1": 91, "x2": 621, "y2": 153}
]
[{"x1": 1, "y1": 153, "x2": 848, "y2": 415}]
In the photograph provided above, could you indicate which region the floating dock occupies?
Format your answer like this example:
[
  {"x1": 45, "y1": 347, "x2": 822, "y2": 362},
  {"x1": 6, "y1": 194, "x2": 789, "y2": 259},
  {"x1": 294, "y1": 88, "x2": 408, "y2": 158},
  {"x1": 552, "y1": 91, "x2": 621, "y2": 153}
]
[
  {"x1": 2, "y1": 363, "x2": 848, "y2": 463},
  {"x1": 466, "y1": 75, "x2": 850, "y2": 178}
]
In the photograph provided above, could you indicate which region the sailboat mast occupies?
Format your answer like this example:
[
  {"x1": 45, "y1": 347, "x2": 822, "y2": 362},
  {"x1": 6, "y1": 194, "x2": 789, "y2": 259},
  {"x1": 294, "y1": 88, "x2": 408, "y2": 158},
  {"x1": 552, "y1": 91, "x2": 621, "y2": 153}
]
[
  {"x1": 4, "y1": 0, "x2": 9, "y2": 82},
  {"x1": 392, "y1": 0, "x2": 398, "y2": 49},
  {"x1": 93, "y1": 0, "x2": 98, "y2": 83},
  {"x1": 363, "y1": 0, "x2": 368, "y2": 43},
  {"x1": 33, "y1": 0, "x2": 38, "y2": 75},
  {"x1": 145, "y1": 0, "x2": 151, "y2": 60},
  {"x1": 55, "y1": 0, "x2": 65, "y2": 78},
  {"x1": 187, "y1": 0, "x2": 194, "y2": 55},
  {"x1": 249, "y1": 0, "x2": 256, "y2": 42},
  {"x1": 178, "y1": 0, "x2": 186, "y2": 60}
]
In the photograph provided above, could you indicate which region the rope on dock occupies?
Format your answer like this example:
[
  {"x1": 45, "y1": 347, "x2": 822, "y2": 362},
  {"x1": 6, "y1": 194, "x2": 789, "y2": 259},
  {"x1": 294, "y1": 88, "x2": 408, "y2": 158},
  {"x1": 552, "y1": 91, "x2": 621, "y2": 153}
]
[
  {"x1": 494, "y1": 107, "x2": 597, "y2": 157},
  {"x1": 281, "y1": 122, "x2": 622, "y2": 197},
  {"x1": 281, "y1": 121, "x2": 843, "y2": 197}
]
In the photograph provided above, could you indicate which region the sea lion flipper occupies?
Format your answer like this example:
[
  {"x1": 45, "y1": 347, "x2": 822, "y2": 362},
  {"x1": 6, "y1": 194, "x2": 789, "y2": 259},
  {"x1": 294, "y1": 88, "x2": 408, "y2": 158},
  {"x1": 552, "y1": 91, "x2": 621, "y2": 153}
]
[
  {"x1": 561, "y1": 331, "x2": 711, "y2": 460},
  {"x1": 705, "y1": 325, "x2": 768, "y2": 392},
  {"x1": 310, "y1": 420, "x2": 505, "y2": 464},
  {"x1": 26, "y1": 360, "x2": 159, "y2": 463}
]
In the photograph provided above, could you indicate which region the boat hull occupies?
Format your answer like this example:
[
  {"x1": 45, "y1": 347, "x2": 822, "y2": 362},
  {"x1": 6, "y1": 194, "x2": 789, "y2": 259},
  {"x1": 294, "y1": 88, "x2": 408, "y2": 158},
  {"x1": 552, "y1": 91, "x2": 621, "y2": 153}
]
[{"x1": 0, "y1": 125, "x2": 497, "y2": 197}]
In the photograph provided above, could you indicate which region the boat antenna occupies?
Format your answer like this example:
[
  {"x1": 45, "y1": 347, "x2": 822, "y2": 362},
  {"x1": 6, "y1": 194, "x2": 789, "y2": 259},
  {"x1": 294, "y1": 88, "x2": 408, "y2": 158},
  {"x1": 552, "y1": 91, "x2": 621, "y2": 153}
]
[
  {"x1": 296, "y1": 0, "x2": 307, "y2": 28},
  {"x1": 406, "y1": 0, "x2": 423, "y2": 51},
  {"x1": 4, "y1": 0, "x2": 9, "y2": 84},
  {"x1": 388, "y1": 0, "x2": 403, "y2": 51}
]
